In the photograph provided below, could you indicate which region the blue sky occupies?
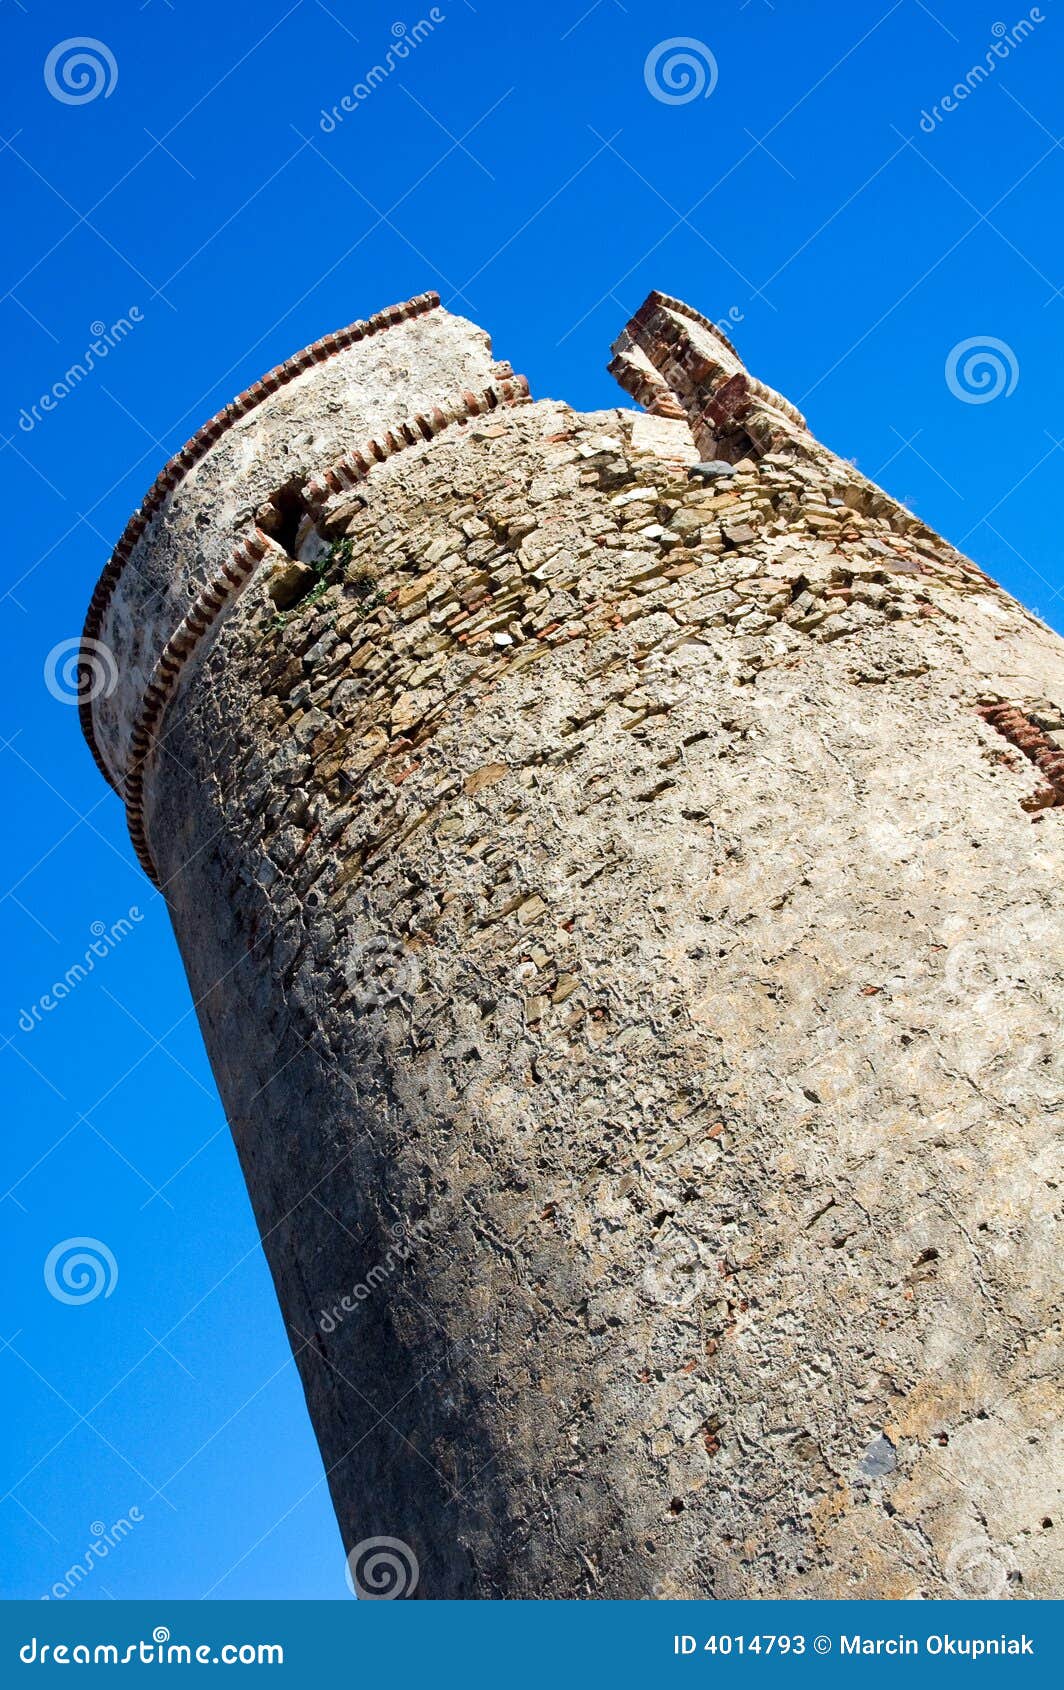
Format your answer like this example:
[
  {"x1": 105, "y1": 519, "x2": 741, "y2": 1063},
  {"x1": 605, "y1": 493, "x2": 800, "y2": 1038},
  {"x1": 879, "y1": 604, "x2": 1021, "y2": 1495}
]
[{"x1": 2, "y1": 0, "x2": 1061, "y2": 1601}]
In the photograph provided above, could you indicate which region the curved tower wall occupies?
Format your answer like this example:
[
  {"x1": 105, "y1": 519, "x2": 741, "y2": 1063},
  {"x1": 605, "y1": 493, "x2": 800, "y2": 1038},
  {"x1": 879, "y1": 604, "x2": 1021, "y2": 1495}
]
[{"x1": 81, "y1": 292, "x2": 1063, "y2": 1599}]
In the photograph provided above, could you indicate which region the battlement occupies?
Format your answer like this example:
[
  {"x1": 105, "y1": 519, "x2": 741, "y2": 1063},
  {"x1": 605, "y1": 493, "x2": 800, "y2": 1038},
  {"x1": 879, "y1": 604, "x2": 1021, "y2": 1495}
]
[{"x1": 610, "y1": 290, "x2": 809, "y2": 461}]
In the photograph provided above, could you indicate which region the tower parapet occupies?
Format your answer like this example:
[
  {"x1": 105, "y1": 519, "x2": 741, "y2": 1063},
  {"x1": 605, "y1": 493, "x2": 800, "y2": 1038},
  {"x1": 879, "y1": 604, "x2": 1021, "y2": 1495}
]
[{"x1": 81, "y1": 294, "x2": 518, "y2": 794}]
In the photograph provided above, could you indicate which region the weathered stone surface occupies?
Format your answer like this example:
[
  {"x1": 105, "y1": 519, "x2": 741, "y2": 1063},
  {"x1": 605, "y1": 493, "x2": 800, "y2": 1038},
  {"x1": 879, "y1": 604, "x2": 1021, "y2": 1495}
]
[
  {"x1": 81, "y1": 293, "x2": 1063, "y2": 1602},
  {"x1": 266, "y1": 559, "x2": 317, "y2": 610},
  {"x1": 688, "y1": 460, "x2": 736, "y2": 480}
]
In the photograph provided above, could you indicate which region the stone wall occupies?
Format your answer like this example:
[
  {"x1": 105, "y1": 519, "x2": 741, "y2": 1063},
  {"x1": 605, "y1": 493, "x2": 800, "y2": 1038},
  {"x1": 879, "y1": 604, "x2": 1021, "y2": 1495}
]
[{"x1": 82, "y1": 295, "x2": 1064, "y2": 1599}]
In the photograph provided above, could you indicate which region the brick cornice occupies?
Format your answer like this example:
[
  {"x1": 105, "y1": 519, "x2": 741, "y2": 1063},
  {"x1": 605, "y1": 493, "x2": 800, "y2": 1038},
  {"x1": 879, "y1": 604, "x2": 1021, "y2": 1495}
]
[
  {"x1": 978, "y1": 700, "x2": 1064, "y2": 813},
  {"x1": 79, "y1": 291, "x2": 442, "y2": 788},
  {"x1": 642, "y1": 290, "x2": 743, "y2": 360}
]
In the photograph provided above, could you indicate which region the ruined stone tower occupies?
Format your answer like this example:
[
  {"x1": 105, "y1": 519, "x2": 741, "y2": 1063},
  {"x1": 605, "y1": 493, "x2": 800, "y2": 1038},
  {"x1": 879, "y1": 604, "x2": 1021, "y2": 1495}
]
[{"x1": 80, "y1": 291, "x2": 1063, "y2": 1599}]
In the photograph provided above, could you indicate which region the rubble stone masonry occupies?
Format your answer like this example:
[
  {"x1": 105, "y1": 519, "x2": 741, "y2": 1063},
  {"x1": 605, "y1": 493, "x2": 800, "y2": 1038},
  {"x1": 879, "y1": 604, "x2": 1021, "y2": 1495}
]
[{"x1": 82, "y1": 292, "x2": 1063, "y2": 1598}]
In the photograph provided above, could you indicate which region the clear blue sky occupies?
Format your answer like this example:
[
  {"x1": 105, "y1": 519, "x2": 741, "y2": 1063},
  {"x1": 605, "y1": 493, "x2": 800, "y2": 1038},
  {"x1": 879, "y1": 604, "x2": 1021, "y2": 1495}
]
[{"x1": 2, "y1": 0, "x2": 1061, "y2": 1601}]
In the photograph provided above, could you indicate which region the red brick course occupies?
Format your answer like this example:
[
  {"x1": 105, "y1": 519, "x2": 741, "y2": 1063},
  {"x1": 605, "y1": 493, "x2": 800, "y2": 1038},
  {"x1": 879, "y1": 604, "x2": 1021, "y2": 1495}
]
[
  {"x1": 124, "y1": 375, "x2": 530, "y2": 882},
  {"x1": 79, "y1": 291, "x2": 441, "y2": 786},
  {"x1": 615, "y1": 291, "x2": 808, "y2": 460},
  {"x1": 978, "y1": 700, "x2": 1064, "y2": 812}
]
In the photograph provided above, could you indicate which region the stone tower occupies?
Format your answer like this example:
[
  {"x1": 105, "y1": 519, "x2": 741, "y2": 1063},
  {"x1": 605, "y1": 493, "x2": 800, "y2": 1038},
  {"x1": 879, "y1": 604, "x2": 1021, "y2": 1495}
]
[{"x1": 80, "y1": 291, "x2": 1062, "y2": 1599}]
